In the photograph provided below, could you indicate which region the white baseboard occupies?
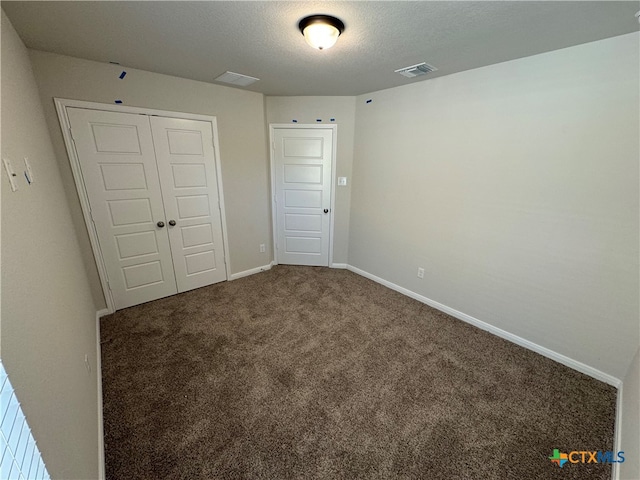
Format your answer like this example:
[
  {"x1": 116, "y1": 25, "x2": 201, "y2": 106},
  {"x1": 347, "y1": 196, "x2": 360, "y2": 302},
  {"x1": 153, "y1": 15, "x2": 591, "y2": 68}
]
[
  {"x1": 346, "y1": 265, "x2": 621, "y2": 388},
  {"x1": 229, "y1": 263, "x2": 273, "y2": 281},
  {"x1": 331, "y1": 263, "x2": 348, "y2": 269},
  {"x1": 95, "y1": 309, "x2": 108, "y2": 480},
  {"x1": 613, "y1": 384, "x2": 624, "y2": 480}
]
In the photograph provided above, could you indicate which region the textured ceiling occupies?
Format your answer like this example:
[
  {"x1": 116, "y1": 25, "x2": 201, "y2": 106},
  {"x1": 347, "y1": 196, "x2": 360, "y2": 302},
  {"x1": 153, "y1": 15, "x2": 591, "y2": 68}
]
[{"x1": 3, "y1": 1, "x2": 639, "y2": 96}]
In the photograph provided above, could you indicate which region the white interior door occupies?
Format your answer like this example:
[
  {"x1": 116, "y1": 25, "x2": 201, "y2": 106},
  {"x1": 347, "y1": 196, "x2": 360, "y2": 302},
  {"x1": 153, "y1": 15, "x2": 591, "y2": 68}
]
[
  {"x1": 67, "y1": 108, "x2": 177, "y2": 309},
  {"x1": 150, "y1": 116, "x2": 227, "y2": 292},
  {"x1": 272, "y1": 127, "x2": 333, "y2": 266}
]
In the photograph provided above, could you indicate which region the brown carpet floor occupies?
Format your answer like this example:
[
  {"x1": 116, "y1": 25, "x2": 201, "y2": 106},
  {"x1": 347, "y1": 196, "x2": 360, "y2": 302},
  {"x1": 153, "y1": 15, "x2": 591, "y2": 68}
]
[{"x1": 100, "y1": 265, "x2": 617, "y2": 480}]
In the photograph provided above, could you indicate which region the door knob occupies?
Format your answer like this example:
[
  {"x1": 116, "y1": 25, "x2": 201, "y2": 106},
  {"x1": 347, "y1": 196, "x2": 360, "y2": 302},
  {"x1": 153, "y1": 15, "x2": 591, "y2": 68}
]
[
  {"x1": 323, "y1": 209, "x2": 329, "y2": 214},
  {"x1": 157, "y1": 221, "x2": 165, "y2": 228},
  {"x1": 168, "y1": 220, "x2": 176, "y2": 226}
]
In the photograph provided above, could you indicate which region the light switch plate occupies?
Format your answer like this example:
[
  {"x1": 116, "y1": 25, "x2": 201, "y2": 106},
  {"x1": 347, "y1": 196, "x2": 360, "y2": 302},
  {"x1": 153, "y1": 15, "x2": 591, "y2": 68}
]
[
  {"x1": 338, "y1": 177, "x2": 347, "y2": 186},
  {"x1": 24, "y1": 157, "x2": 34, "y2": 184},
  {"x1": 3, "y1": 158, "x2": 18, "y2": 191}
]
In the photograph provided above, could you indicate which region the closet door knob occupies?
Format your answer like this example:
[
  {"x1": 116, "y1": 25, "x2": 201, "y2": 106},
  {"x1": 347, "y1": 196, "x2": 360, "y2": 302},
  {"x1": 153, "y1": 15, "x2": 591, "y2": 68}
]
[
  {"x1": 157, "y1": 221, "x2": 165, "y2": 228},
  {"x1": 168, "y1": 220, "x2": 176, "y2": 226}
]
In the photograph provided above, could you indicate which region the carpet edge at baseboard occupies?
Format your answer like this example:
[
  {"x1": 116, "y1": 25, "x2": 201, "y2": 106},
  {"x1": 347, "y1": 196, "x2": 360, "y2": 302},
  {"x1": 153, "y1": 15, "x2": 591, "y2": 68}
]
[{"x1": 345, "y1": 264, "x2": 621, "y2": 389}]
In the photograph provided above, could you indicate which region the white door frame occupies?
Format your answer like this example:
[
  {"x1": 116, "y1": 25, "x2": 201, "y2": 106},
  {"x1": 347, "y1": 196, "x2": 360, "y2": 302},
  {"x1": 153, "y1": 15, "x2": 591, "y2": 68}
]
[
  {"x1": 55, "y1": 98, "x2": 231, "y2": 313},
  {"x1": 269, "y1": 124, "x2": 337, "y2": 267}
]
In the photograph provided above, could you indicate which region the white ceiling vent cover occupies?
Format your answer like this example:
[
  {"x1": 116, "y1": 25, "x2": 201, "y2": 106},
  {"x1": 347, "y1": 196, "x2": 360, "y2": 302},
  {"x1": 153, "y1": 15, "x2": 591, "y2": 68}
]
[
  {"x1": 394, "y1": 62, "x2": 438, "y2": 78},
  {"x1": 214, "y1": 71, "x2": 260, "y2": 87}
]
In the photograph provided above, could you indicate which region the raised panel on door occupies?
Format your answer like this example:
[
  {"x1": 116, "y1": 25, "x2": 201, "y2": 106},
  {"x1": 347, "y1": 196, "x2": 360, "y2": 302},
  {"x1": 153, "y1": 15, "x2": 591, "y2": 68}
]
[
  {"x1": 150, "y1": 116, "x2": 227, "y2": 292},
  {"x1": 273, "y1": 128, "x2": 333, "y2": 266},
  {"x1": 67, "y1": 108, "x2": 177, "y2": 309}
]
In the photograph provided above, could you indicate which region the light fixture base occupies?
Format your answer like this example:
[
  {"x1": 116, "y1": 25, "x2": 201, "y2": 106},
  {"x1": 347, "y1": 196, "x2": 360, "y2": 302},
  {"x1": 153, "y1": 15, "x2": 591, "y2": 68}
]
[{"x1": 299, "y1": 15, "x2": 345, "y2": 50}]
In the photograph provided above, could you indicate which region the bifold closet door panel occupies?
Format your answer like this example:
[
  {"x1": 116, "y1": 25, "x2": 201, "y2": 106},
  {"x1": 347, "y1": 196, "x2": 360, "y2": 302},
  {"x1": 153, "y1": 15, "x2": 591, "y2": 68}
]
[
  {"x1": 150, "y1": 116, "x2": 228, "y2": 293},
  {"x1": 67, "y1": 108, "x2": 178, "y2": 309}
]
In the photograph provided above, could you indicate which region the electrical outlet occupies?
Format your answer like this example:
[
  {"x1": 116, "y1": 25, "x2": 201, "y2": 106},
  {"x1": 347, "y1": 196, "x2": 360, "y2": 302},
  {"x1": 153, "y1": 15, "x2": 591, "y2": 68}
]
[
  {"x1": 417, "y1": 267, "x2": 425, "y2": 279},
  {"x1": 259, "y1": 244, "x2": 266, "y2": 253}
]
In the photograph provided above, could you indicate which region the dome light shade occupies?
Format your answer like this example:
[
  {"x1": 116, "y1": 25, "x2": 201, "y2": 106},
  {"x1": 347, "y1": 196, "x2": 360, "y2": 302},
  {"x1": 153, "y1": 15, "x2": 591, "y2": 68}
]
[{"x1": 299, "y1": 15, "x2": 345, "y2": 50}]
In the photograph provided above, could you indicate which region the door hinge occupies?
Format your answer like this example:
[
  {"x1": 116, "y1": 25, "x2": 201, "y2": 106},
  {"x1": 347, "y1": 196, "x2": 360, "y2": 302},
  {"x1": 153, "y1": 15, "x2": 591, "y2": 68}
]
[
  {"x1": 273, "y1": 195, "x2": 277, "y2": 204},
  {"x1": 271, "y1": 141, "x2": 275, "y2": 151},
  {"x1": 103, "y1": 267, "x2": 112, "y2": 291},
  {"x1": 69, "y1": 127, "x2": 75, "y2": 140}
]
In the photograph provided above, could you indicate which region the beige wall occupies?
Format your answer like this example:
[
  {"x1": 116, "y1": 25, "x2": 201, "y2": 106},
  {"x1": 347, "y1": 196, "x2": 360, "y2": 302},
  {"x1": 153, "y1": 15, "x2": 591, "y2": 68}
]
[
  {"x1": 29, "y1": 50, "x2": 272, "y2": 307},
  {"x1": 620, "y1": 347, "x2": 640, "y2": 479},
  {"x1": 350, "y1": 33, "x2": 639, "y2": 380},
  {"x1": 265, "y1": 97, "x2": 355, "y2": 265},
  {"x1": 4, "y1": 18, "x2": 637, "y2": 476},
  {"x1": 1, "y1": 11, "x2": 100, "y2": 479}
]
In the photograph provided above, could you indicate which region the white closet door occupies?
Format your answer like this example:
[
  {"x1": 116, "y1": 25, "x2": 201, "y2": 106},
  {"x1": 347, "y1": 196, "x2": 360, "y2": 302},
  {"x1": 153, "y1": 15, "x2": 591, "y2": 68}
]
[
  {"x1": 150, "y1": 116, "x2": 228, "y2": 292},
  {"x1": 67, "y1": 108, "x2": 177, "y2": 309}
]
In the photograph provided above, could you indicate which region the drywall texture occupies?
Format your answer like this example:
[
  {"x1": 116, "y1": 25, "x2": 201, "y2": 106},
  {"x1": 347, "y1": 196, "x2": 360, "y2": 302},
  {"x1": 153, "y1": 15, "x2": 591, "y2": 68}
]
[
  {"x1": 350, "y1": 33, "x2": 639, "y2": 380},
  {"x1": 265, "y1": 97, "x2": 356, "y2": 264},
  {"x1": 620, "y1": 347, "x2": 640, "y2": 479},
  {"x1": 29, "y1": 50, "x2": 272, "y2": 308},
  {"x1": 1, "y1": 11, "x2": 100, "y2": 479}
]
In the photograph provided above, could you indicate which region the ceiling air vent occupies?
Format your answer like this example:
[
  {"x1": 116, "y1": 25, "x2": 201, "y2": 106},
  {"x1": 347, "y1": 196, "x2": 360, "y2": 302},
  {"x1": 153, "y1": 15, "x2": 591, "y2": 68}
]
[
  {"x1": 394, "y1": 62, "x2": 437, "y2": 78},
  {"x1": 214, "y1": 71, "x2": 260, "y2": 87}
]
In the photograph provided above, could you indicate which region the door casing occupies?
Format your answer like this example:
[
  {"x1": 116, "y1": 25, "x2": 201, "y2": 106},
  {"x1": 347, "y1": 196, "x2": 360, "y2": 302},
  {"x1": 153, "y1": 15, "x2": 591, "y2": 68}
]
[
  {"x1": 269, "y1": 124, "x2": 338, "y2": 267},
  {"x1": 55, "y1": 98, "x2": 231, "y2": 313}
]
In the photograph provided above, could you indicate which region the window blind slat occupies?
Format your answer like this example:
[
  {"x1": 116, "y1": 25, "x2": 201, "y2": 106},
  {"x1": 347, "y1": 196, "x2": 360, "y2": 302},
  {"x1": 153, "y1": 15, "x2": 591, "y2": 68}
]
[
  {"x1": 25, "y1": 447, "x2": 37, "y2": 479},
  {"x1": 15, "y1": 423, "x2": 30, "y2": 468},
  {"x1": 22, "y1": 441, "x2": 35, "y2": 476},
  {"x1": 0, "y1": 446, "x2": 13, "y2": 478},
  {"x1": 0, "y1": 362, "x2": 50, "y2": 480}
]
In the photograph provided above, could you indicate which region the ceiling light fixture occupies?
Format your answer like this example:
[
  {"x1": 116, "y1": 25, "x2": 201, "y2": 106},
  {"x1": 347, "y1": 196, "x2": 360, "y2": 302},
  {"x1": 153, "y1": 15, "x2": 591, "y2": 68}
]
[{"x1": 299, "y1": 15, "x2": 345, "y2": 50}]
